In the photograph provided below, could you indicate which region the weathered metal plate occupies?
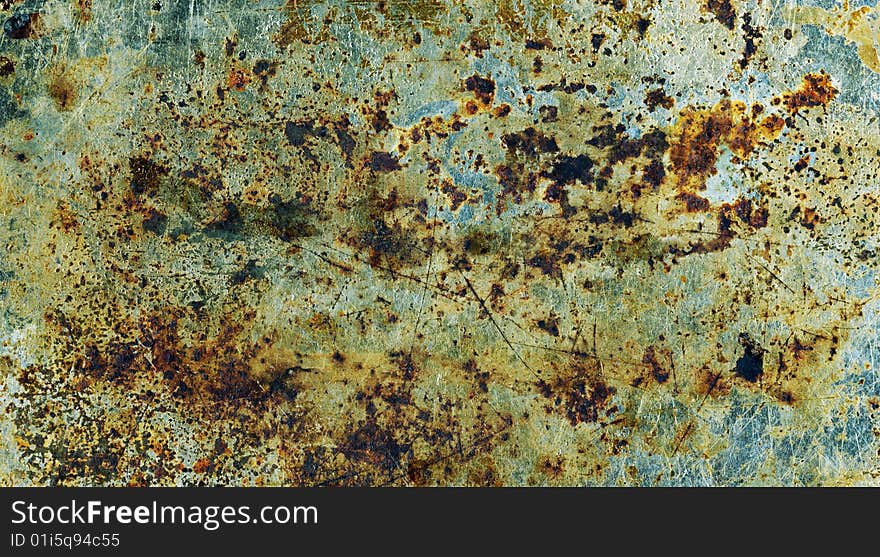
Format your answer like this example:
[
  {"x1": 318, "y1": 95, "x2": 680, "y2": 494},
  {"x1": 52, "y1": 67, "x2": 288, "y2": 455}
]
[{"x1": 1, "y1": 0, "x2": 878, "y2": 486}]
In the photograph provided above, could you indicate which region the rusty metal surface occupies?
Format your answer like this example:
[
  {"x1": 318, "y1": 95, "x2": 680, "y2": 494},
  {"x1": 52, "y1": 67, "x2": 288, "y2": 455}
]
[{"x1": 1, "y1": 0, "x2": 878, "y2": 486}]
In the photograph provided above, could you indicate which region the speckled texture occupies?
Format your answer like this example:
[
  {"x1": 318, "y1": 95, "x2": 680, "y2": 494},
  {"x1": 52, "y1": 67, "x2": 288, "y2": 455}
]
[{"x1": 1, "y1": 0, "x2": 878, "y2": 486}]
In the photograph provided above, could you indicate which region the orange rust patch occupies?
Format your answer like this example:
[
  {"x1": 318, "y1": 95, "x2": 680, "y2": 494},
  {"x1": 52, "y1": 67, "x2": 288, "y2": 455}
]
[
  {"x1": 694, "y1": 369, "x2": 730, "y2": 399},
  {"x1": 193, "y1": 458, "x2": 212, "y2": 474},
  {"x1": 781, "y1": 72, "x2": 838, "y2": 114},
  {"x1": 52, "y1": 202, "x2": 80, "y2": 233},
  {"x1": 668, "y1": 99, "x2": 786, "y2": 203},
  {"x1": 227, "y1": 68, "x2": 251, "y2": 91},
  {"x1": 74, "y1": 0, "x2": 93, "y2": 23}
]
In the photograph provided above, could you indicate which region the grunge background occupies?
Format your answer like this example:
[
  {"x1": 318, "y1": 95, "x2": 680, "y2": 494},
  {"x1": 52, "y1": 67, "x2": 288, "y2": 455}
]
[{"x1": 1, "y1": 0, "x2": 879, "y2": 486}]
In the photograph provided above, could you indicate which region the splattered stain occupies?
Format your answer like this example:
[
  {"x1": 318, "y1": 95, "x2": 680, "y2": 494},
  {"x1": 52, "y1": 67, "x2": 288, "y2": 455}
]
[{"x1": 0, "y1": 0, "x2": 878, "y2": 487}]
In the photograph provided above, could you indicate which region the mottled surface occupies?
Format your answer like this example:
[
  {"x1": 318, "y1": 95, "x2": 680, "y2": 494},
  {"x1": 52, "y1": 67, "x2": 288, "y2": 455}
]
[{"x1": 1, "y1": 0, "x2": 879, "y2": 486}]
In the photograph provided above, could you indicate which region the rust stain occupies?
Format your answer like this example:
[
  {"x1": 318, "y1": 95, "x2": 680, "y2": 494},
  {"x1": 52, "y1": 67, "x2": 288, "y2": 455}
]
[
  {"x1": 1, "y1": 0, "x2": 878, "y2": 487},
  {"x1": 780, "y1": 72, "x2": 839, "y2": 114},
  {"x1": 668, "y1": 99, "x2": 786, "y2": 197}
]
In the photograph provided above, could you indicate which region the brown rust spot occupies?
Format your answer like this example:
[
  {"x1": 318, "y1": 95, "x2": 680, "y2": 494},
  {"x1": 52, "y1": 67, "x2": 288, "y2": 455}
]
[
  {"x1": 467, "y1": 32, "x2": 490, "y2": 57},
  {"x1": 43, "y1": 304, "x2": 277, "y2": 409},
  {"x1": 0, "y1": 56, "x2": 14, "y2": 77},
  {"x1": 368, "y1": 151, "x2": 403, "y2": 172},
  {"x1": 677, "y1": 191, "x2": 710, "y2": 212},
  {"x1": 694, "y1": 368, "x2": 730, "y2": 398},
  {"x1": 739, "y1": 13, "x2": 762, "y2": 70},
  {"x1": 465, "y1": 73, "x2": 495, "y2": 105},
  {"x1": 798, "y1": 205, "x2": 822, "y2": 230},
  {"x1": 644, "y1": 87, "x2": 675, "y2": 110},
  {"x1": 4, "y1": 12, "x2": 41, "y2": 40},
  {"x1": 668, "y1": 100, "x2": 785, "y2": 199},
  {"x1": 781, "y1": 72, "x2": 838, "y2": 114},
  {"x1": 129, "y1": 155, "x2": 167, "y2": 196},
  {"x1": 274, "y1": 0, "x2": 331, "y2": 48},
  {"x1": 501, "y1": 127, "x2": 559, "y2": 156},
  {"x1": 74, "y1": 0, "x2": 92, "y2": 23},
  {"x1": 52, "y1": 202, "x2": 80, "y2": 234},
  {"x1": 668, "y1": 103, "x2": 733, "y2": 191},
  {"x1": 734, "y1": 333, "x2": 764, "y2": 383},
  {"x1": 46, "y1": 65, "x2": 79, "y2": 112},
  {"x1": 441, "y1": 179, "x2": 467, "y2": 210},
  {"x1": 527, "y1": 251, "x2": 562, "y2": 279},
  {"x1": 536, "y1": 315, "x2": 560, "y2": 337},
  {"x1": 525, "y1": 37, "x2": 553, "y2": 50},
  {"x1": 543, "y1": 154, "x2": 594, "y2": 187},
  {"x1": 536, "y1": 455, "x2": 565, "y2": 481},
  {"x1": 641, "y1": 346, "x2": 672, "y2": 383},
  {"x1": 537, "y1": 362, "x2": 616, "y2": 426},
  {"x1": 227, "y1": 67, "x2": 251, "y2": 91},
  {"x1": 493, "y1": 104, "x2": 511, "y2": 118},
  {"x1": 704, "y1": 0, "x2": 736, "y2": 30}
]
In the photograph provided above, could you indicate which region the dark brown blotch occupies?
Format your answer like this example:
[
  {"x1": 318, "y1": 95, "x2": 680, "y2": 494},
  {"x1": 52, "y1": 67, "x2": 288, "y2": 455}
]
[
  {"x1": 129, "y1": 155, "x2": 167, "y2": 196},
  {"x1": 705, "y1": 0, "x2": 736, "y2": 30},
  {"x1": 3, "y1": 12, "x2": 41, "y2": 40},
  {"x1": 465, "y1": 73, "x2": 495, "y2": 105}
]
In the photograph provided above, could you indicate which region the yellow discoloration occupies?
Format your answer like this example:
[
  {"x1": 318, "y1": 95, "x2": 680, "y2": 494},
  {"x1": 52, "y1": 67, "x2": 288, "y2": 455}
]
[
  {"x1": 1, "y1": 0, "x2": 879, "y2": 487},
  {"x1": 785, "y1": 2, "x2": 880, "y2": 73}
]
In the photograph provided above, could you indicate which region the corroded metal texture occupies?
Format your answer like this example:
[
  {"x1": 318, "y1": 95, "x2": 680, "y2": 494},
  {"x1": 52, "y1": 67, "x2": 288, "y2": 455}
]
[{"x1": 1, "y1": 0, "x2": 879, "y2": 486}]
